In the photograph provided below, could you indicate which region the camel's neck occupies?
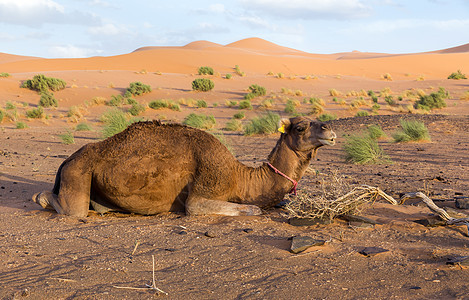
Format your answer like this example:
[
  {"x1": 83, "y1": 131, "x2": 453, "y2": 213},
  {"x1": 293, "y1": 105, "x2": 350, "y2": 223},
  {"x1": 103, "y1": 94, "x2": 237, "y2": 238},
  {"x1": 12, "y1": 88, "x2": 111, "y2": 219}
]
[{"x1": 235, "y1": 135, "x2": 315, "y2": 208}]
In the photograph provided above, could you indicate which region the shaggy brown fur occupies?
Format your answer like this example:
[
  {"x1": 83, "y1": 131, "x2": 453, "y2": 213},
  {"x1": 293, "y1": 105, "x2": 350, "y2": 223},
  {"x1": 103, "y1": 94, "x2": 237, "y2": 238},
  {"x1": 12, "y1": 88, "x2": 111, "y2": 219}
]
[{"x1": 33, "y1": 117, "x2": 336, "y2": 217}]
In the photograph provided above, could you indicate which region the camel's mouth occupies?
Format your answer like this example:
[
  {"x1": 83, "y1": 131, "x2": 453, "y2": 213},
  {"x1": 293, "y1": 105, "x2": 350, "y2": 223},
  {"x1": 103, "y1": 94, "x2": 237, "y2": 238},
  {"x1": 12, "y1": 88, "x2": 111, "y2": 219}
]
[{"x1": 319, "y1": 138, "x2": 336, "y2": 146}]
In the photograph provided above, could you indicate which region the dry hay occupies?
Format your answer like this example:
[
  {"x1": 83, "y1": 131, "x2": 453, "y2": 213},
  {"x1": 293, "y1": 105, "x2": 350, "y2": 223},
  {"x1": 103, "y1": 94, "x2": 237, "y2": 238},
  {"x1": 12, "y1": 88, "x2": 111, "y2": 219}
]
[{"x1": 284, "y1": 171, "x2": 397, "y2": 221}]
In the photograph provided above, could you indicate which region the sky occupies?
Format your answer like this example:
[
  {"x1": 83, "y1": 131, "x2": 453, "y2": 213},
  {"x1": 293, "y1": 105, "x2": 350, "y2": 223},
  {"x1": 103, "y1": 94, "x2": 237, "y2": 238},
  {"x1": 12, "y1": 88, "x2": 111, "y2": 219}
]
[{"x1": 0, "y1": 0, "x2": 468, "y2": 58}]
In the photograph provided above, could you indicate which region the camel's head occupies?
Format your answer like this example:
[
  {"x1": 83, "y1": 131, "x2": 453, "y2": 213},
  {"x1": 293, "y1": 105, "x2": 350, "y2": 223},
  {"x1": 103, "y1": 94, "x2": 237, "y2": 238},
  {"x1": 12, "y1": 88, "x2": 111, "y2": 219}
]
[{"x1": 279, "y1": 117, "x2": 336, "y2": 152}]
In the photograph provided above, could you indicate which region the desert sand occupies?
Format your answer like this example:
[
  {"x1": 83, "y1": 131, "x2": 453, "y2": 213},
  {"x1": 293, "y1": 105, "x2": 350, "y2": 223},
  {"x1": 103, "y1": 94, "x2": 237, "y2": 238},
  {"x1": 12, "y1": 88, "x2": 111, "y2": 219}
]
[{"x1": 1, "y1": 38, "x2": 469, "y2": 299}]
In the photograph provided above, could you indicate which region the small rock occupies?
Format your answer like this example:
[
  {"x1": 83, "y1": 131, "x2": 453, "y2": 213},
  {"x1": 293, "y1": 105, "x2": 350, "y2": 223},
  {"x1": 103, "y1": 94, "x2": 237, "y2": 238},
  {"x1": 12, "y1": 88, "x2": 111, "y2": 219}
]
[
  {"x1": 164, "y1": 248, "x2": 177, "y2": 252},
  {"x1": 455, "y1": 197, "x2": 469, "y2": 209},
  {"x1": 177, "y1": 230, "x2": 187, "y2": 235},
  {"x1": 414, "y1": 217, "x2": 446, "y2": 227},
  {"x1": 290, "y1": 236, "x2": 325, "y2": 254},
  {"x1": 446, "y1": 256, "x2": 469, "y2": 266},
  {"x1": 289, "y1": 217, "x2": 332, "y2": 226},
  {"x1": 409, "y1": 286, "x2": 422, "y2": 290},
  {"x1": 349, "y1": 221, "x2": 374, "y2": 228},
  {"x1": 341, "y1": 215, "x2": 380, "y2": 225},
  {"x1": 21, "y1": 288, "x2": 30, "y2": 297},
  {"x1": 359, "y1": 247, "x2": 389, "y2": 257},
  {"x1": 243, "y1": 228, "x2": 253, "y2": 233},
  {"x1": 204, "y1": 230, "x2": 217, "y2": 238}
]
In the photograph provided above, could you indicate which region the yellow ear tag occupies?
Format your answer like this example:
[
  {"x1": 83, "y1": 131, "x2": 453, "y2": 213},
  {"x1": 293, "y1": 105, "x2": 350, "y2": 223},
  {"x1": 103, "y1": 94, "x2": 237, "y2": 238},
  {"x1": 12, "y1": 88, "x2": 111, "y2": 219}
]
[{"x1": 278, "y1": 125, "x2": 285, "y2": 133}]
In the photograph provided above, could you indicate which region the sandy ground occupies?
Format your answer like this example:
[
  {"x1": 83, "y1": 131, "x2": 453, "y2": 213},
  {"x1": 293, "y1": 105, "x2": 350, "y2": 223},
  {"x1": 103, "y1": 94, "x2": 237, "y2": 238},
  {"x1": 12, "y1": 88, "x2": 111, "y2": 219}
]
[{"x1": 1, "y1": 38, "x2": 469, "y2": 299}]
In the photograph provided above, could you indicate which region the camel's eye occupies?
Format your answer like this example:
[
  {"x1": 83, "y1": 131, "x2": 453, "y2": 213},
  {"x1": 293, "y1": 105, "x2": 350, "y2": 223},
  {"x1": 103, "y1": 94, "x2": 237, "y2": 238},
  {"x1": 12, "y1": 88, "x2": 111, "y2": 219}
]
[
  {"x1": 296, "y1": 126, "x2": 305, "y2": 132},
  {"x1": 321, "y1": 125, "x2": 327, "y2": 130}
]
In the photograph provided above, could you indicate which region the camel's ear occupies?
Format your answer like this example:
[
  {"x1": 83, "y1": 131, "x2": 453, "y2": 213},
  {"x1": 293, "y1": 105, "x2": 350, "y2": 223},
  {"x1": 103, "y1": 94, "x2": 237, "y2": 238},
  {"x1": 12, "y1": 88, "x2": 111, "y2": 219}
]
[{"x1": 278, "y1": 118, "x2": 291, "y2": 134}]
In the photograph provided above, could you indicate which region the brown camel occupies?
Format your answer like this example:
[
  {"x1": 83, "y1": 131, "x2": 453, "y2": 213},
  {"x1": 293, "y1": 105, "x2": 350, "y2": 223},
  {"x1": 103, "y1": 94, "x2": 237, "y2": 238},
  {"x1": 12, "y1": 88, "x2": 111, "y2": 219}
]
[{"x1": 33, "y1": 116, "x2": 336, "y2": 217}]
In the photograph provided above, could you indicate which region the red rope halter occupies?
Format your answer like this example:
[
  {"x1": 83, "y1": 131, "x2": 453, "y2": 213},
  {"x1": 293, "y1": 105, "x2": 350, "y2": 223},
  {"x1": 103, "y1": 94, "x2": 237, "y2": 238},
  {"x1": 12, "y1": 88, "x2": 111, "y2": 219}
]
[{"x1": 266, "y1": 162, "x2": 298, "y2": 195}]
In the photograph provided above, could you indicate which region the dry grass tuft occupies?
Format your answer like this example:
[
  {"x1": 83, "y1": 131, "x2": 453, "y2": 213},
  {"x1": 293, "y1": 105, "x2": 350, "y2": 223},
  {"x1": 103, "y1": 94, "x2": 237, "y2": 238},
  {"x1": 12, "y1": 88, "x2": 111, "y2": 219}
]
[{"x1": 284, "y1": 171, "x2": 396, "y2": 220}]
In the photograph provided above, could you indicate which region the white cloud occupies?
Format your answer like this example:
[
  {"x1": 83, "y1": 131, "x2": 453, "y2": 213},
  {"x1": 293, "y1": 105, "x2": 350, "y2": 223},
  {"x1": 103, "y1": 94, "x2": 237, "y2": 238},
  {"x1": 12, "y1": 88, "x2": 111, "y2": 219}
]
[
  {"x1": 0, "y1": 0, "x2": 99, "y2": 26},
  {"x1": 239, "y1": 0, "x2": 371, "y2": 19},
  {"x1": 49, "y1": 44, "x2": 99, "y2": 58},
  {"x1": 88, "y1": 23, "x2": 128, "y2": 36},
  {"x1": 209, "y1": 3, "x2": 226, "y2": 13}
]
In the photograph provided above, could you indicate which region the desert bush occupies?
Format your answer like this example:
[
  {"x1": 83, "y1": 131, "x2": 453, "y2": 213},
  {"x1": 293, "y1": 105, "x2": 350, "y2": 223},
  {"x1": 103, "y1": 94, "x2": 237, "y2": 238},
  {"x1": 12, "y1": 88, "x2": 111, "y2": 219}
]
[
  {"x1": 317, "y1": 113, "x2": 337, "y2": 122},
  {"x1": 371, "y1": 95, "x2": 378, "y2": 103},
  {"x1": 355, "y1": 110, "x2": 369, "y2": 117},
  {"x1": 304, "y1": 97, "x2": 325, "y2": 106},
  {"x1": 89, "y1": 96, "x2": 106, "y2": 106},
  {"x1": 0, "y1": 109, "x2": 4, "y2": 122},
  {"x1": 284, "y1": 99, "x2": 297, "y2": 114},
  {"x1": 196, "y1": 100, "x2": 208, "y2": 108},
  {"x1": 39, "y1": 90, "x2": 58, "y2": 107},
  {"x1": 67, "y1": 106, "x2": 86, "y2": 121},
  {"x1": 244, "y1": 112, "x2": 280, "y2": 135},
  {"x1": 234, "y1": 65, "x2": 245, "y2": 77},
  {"x1": 344, "y1": 134, "x2": 390, "y2": 164},
  {"x1": 248, "y1": 84, "x2": 266, "y2": 97},
  {"x1": 107, "y1": 95, "x2": 125, "y2": 106},
  {"x1": 260, "y1": 99, "x2": 274, "y2": 109},
  {"x1": 5, "y1": 102, "x2": 16, "y2": 110},
  {"x1": 239, "y1": 100, "x2": 253, "y2": 110},
  {"x1": 448, "y1": 70, "x2": 467, "y2": 80},
  {"x1": 198, "y1": 66, "x2": 214, "y2": 75},
  {"x1": 276, "y1": 73, "x2": 284, "y2": 79},
  {"x1": 149, "y1": 99, "x2": 168, "y2": 110},
  {"x1": 192, "y1": 78, "x2": 214, "y2": 92},
  {"x1": 329, "y1": 89, "x2": 341, "y2": 97},
  {"x1": 16, "y1": 122, "x2": 28, "y2": 129},
  {"x1": 126, "y1": 98, "x2": 138, "y2": 105},
  {"x1": 225, "y1": 100, "x2": 238, "y2": 108},
  {"x1": 393, "y1": 119, "x2": 430, "y2": 142},
  {"x1": 367, "y1": 124, "x2": 386, "y2": 139},
  {"x1": 100, "y1": 108, "x2": 138, "y2": 138},
  {"x1": 183, "y1": 113, "x2": 216, "y2": 129},
  {"x1": 26, "y1": 107, "x2": 44, "y2": 119},
  {"x1": 129, "y1": 102, "x2": 146, "y2": 116},
  {"x1": 124, "y1": 82, "x2": 152, "y2": 97},
  {"x1": 381, "y1": 73, "x2": 393, "y2": 81},
  {"x1": 309, "y1": 103, "x2": 324, "y2": 115},
  {"x1": 380, "y1": 87, "x2": 392, "y2": 98},
  {"x1": 414, "y1": 87, "x2": 448, "y2": 110},
  {"x1": 60, "y1": 130, "x2": 75, "y2": 145},
  {"x1": 21, "y1": 74, "x2": 66, "y2": 92},
  {"x1": 225, "y1": 118, "x2": 243, "y2": 131},
  {"x1": 0, "y1": 72, "x2": 10, "y2": 77},
  {"x1": 233, "y1": 111, "x2": 245, "y2": 119},
  {"x1": 384, "y1": 95, "x2": 395, "y2": 106},
  {"x1": 76, "y1": 122, "x2": 92, "y2": 131},
  {"x1": 225, "y1": 74, "x2": 232, "y2": 79}
]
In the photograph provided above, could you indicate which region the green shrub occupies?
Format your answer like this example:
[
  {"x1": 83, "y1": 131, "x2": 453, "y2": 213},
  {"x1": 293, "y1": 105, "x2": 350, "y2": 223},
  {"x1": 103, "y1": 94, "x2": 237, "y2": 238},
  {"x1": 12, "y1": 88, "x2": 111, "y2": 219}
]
[
  {"x1": 448, "y1": 70, "x2": 467, "y2": 80},
  {"x1": 129, "y1": 102, "x2": 146, "y2": 116},
  {"x1": 59, "y1": 131, "x2": 75, "y2": 145},
  {"x1": 0, "y1": 109, "x2": 4, "y2": 122},
  {"x1": 211, "y1": 131, "x2": 234, "y2": 154},
  {"x1": 196, "y1": 100, "x2": 208, "y2": 108},
  {"x1": 344, "y1": 135, "x2": 390, "y2": 164},
  {"x1": 5, "y1": 102, "x2": 15, "y2": 110},
  {"x1": 309, "y1": 103, "x2": 324, "y2": 115},
  {"x1": 38, "y1": 90, "x2": 58, "y2": 107},
  {"x1": 371, "y1": 95, "x2": 378, "y2": 103},
  {"x1": 367, "y1": 124, "x2": 385, "y2": 139},
  {"x1": 384, "y1": 95, "x2": 395, "y2": 106},
  {"x1": 149, "y1": 99, "x2": 169, "y2": 109},
  {"x1": 225, "y1": 118, "x2": 243, "y2": 131},
  {"x1": 100, "y1": 108, "x2": 137, "y2": 138},
  {"x1": 367, "y1": 90, "x2": 376, "y2": 97},
  {"x1": 248, "y1": 84, "x2": 266, "y2": 97},
  {"x1": 355, "y1": 110, "x2": 369, "y2": 117},
  {"x1": 226, "y1": 100, "x2": 238, "y2": 107},
  {"x1": 414, "y1": 87, "x2": 448, "y2": 110},
  {"x1": 0, "y1": 72, "x2": 10, "y2": 78},
  {"x1": 234, "y1": 65, "x2": 245, "y2": 77},
  {"x1": 183, "y1": 113, "x2": 216, "y2": 129},
  {"x1": 239, "y1": 100, "x2": 253, "y2": 110},
  {"x1": 317, "y1": 113, "x2": 337, "y2": 122},
  {"x1": 244, "y1": 93, "x2": 256, "y2": 100},
  {"x1": 233, "y1": 111, "x2": 245, "y2": 119},
  {"x1": 284, "y1": 99, "x2": 297, "y2": 114},
  {"x1": 124, "y1": 82, "x2": 152, "y2": 97},
  {"x1": 21, "y1": 74, "x2": 66, "y2": 92},
  {"x1": 393, "y1": 119, "x2": 430, "y2": 142},
  {"x1": 126, "y1": 98, "x2": 138, "y2": 105},
  {"x1": 168, "y1": 101, "x2": 181, "y2": 111},
  {"x1": 76, "y1": 122, "x2": 92, "y2": 131},
  {"x1": 225, "y1": 74, "x2": 232, "y2": 79},
  {"x1": 192, "y1": 78, "x2": 214, "y2": 92},
  {"x1": 107, "y1": 95, "x2": 125, "y2": 106},
  {"x1": 26, "y1": 107, "x2": 44, "y2": 119},
  {"x1": 16, "y1": 122, "x2": 28, "y2": 129},
  {"x1": 244, "y1": 112, "x2": 280, "y2": 135},
  {"x1": 198, "y1": 66, "x2": 214, "y2": 75}
]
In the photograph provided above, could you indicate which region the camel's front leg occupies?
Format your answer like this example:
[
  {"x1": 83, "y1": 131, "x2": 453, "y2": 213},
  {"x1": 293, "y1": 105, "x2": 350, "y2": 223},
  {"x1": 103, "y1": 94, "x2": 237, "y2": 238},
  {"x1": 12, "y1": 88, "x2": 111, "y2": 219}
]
[{"x1": 185, "y1": 196, "x2": 262, "y2": 216}]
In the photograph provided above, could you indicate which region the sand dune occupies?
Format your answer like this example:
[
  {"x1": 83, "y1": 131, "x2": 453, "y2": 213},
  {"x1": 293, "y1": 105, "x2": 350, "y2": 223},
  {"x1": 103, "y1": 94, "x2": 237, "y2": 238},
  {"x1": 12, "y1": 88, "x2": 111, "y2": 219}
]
[{"x1": 1, "y1": 38, "x2": 468, "y2": 80}]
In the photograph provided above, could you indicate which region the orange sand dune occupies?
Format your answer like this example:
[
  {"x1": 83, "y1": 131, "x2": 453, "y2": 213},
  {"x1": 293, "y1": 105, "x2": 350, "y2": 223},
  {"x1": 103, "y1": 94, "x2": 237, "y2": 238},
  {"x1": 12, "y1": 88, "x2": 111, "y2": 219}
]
[{"x1": 1, "y1": 38, "x2": 468, "y2": 80}]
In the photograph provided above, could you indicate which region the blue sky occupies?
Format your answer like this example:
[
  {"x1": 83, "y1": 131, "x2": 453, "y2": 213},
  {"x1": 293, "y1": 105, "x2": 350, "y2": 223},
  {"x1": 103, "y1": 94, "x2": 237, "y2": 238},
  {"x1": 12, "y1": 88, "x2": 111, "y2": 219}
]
[{"x1": 1, "y1": 0, "x2": 468, "y2": 58}]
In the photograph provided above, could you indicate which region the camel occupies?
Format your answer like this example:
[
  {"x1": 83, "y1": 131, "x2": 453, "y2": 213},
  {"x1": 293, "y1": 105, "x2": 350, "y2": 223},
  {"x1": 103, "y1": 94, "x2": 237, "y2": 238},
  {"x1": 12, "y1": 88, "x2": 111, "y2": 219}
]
[{"x1": 33, "y1": 116, "x2": 336, "y2": 217}]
